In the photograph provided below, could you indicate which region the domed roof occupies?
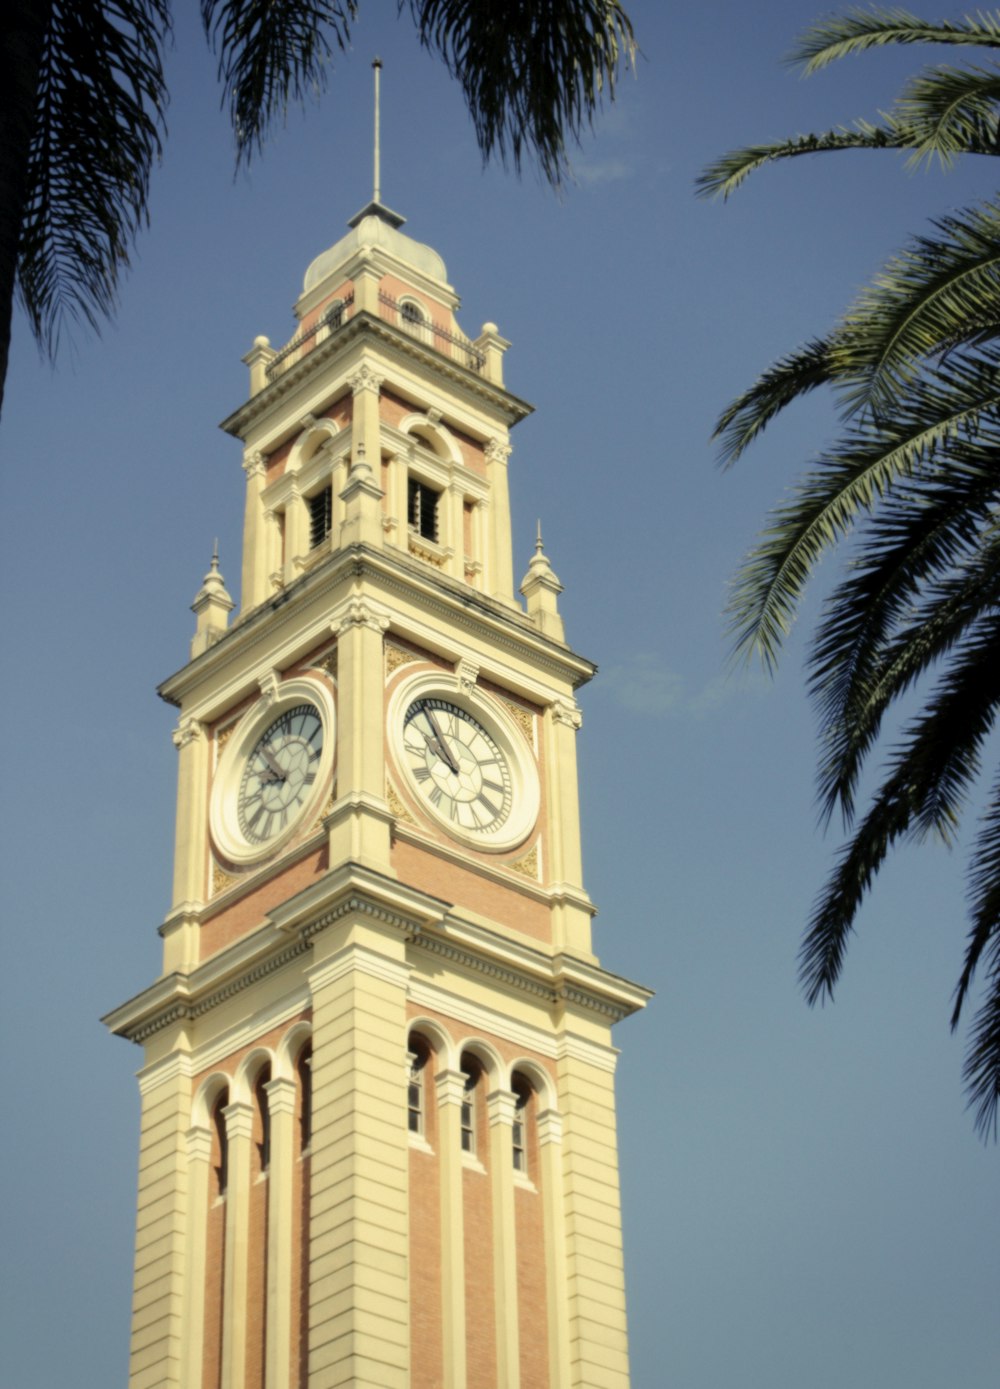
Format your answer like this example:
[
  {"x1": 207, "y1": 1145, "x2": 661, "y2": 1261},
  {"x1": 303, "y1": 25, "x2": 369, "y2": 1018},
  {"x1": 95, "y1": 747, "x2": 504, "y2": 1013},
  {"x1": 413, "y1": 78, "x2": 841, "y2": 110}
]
[{"x1": 303, "y1": 202, "x2": 449, "y2": 295}]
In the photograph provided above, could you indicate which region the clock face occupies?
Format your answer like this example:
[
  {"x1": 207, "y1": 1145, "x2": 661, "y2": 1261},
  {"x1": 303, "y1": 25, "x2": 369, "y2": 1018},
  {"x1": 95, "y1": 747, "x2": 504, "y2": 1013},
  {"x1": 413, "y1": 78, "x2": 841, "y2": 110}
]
[
  {"x1": 237, "y1": 704, "x2": 323, "y2": 846},
  {"x1": 402, "y1": 697, "x2": 513, "y2": 835}
]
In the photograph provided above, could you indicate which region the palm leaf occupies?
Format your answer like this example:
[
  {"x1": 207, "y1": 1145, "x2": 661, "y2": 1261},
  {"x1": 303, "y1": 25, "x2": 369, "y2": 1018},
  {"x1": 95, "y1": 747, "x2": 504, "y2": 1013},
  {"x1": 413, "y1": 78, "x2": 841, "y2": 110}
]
[
  {"x1": 697, "y1": 122, "x2": 910, "y2": 201},
  {"x1": 790, "y1": 7, "x2": 1000, "y2": 77},
  {"x1": 895, "y1": 64, "x2": 1000, "y2": 166},
  {"x1": 407, "y1": 0, "x2": 636, "y2": 184},
  {"x1": 16, "y1": 0, "x2": 170, "y2": 355},
  {"x1": 201, "y1": 0, "x2": 357, "y2": 164},
  {"x1": 713, "y1": 339, "x2": 834, "y2": 465},
  {"x1": 800, "y1": 611, "x2": 1000, "y2": 1004},
  {"x1": 727, "y1": 353, "x2": 1000, "y2": 669}
]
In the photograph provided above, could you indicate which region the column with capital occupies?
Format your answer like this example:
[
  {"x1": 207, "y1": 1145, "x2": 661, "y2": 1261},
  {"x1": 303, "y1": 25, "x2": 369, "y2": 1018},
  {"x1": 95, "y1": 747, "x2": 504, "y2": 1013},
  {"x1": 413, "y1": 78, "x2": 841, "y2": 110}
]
[
  {"x1": 545, "y1": 697, "x2": 595, "y2": 956},
  {"x1": 220, "y1": 1101, "x2": 254, "y2": 1389},
  {"x1": 264, "y1": 1076, "x2": 298, "y2": 1389},
  {"x1": 241, "y1": 449, "x2": 267, "y2": 609},
  {"x1": 434, "y1": 1069, "x2": 467, "y2": 1388},
  {"x1": 325, "y1": 595, "x2": 393, "y2": 872},
  {"x1": 165, "y1": 717, "x2": 207, "y2": 972},
  {"x1": 484, "y1": 437, "x2": 514, "y2": 603},
  {"x1": 486, "y1": 1087, "x2": 521, "y2": 1388}
]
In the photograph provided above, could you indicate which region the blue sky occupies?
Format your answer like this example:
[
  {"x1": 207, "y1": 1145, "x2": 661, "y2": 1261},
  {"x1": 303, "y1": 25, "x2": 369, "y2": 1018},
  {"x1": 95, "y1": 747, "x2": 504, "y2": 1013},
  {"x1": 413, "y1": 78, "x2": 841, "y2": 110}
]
[{"x1": 1, "y1": 4, "x2": 997, "y2": 1386}]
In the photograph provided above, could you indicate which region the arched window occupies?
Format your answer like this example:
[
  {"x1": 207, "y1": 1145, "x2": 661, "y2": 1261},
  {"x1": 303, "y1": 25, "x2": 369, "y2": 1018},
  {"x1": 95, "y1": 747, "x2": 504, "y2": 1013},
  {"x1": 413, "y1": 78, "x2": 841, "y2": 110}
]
[
  {"x1": 296, "y1": 1042, "x2": 312, "y2": 1154},
  {"x1": 407, "y1": 476, "x2": 440, "y2": 543},
  {"x1": 211, "y1": 1088, "x2": 230, "y2": 1196},
  {"x1": 254, "y1": 1064, "x2": 272, "y2": 1173},
  {"x1": 460, "y1": 1057, "x2": 481, "y2": 1156},
  {"x1": 400, "y1": 300, "x2": 425, "y2": 334},
  {"x1": 408, "y1": 1034, "x2": 431, "y2": 1136},
  {"x1": 511, "y1": 1073, "x2": 533, "y2": 1175}
]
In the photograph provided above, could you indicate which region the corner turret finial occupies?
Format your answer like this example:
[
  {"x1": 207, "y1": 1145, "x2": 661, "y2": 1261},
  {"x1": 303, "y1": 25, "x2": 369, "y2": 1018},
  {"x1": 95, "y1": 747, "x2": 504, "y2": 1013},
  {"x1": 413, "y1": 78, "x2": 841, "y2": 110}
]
[{"x1": 520, "y1": 520, "x2": 565, "y2": 640}]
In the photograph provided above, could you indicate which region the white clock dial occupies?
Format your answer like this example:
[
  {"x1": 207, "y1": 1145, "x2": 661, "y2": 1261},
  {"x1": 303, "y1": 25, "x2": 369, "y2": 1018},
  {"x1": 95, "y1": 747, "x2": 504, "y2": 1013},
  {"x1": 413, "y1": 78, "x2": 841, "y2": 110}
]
[
  {"x1": 403, "y1": 697, "x2": 513, "y2": 834},
  {"x1": 237, "y1": 704, "x2": 323, "y2": 845},
  {"x1": 210, "y1": 676, "x2": 336, "y2": 866}
]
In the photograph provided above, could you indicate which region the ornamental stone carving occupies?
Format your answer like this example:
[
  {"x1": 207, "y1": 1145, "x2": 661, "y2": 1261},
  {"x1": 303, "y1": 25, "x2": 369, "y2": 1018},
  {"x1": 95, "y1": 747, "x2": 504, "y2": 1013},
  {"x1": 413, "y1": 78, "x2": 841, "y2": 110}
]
[
  {"x1": 331, "y1": 596, "x2": 391, "y2": 636},
  {"x1": 172, "y1": 716, "x2": 204, "y2": 749},
  {"x1": 242, "y1": 449, "x2": 266, "y2": 478},
  {"x1": 551, "y1": 697, "x2": 583, "y2": 730},
  {"x1": 485, "y1": 438, "x2": 512, "y2": 466},
  {"x1": 348, "y1": 364, "x2": 385, "y2": 397}
]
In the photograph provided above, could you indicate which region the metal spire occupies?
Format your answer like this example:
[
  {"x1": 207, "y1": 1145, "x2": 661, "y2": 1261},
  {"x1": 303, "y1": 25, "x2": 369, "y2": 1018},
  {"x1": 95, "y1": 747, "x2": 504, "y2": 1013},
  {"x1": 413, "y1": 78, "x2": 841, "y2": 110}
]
[{"x1": 372, "y1": 58, "x2": 382, "y2": 205}]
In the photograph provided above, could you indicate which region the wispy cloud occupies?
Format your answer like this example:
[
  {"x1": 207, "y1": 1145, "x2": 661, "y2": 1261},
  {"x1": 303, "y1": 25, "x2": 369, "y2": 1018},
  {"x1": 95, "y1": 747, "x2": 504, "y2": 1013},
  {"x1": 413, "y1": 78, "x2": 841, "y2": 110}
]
[
  {"x1": 573, "y1": 157, "x2": 634, "y2": 186},
  {"x1": 599, "y1": 653, "x2": 768, "y2": 718}
]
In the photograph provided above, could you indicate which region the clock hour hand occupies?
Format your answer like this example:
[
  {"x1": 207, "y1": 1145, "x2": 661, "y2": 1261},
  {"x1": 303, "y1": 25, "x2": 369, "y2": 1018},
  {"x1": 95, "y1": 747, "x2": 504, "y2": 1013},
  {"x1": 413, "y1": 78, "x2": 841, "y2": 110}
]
[
  {"x1": 260, "y1": 743, "x2": 287, "y2": 780},
  {"x1": 423, "y1": 708, "x2": 460, "y2": 774}
]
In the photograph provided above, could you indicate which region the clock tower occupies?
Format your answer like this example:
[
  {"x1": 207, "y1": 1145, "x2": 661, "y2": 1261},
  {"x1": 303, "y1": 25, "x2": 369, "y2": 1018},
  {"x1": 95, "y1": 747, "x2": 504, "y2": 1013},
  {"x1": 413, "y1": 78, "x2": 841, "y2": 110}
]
[{"x1": 105, "y1": 193, "x2": 650, "y2": 1389}]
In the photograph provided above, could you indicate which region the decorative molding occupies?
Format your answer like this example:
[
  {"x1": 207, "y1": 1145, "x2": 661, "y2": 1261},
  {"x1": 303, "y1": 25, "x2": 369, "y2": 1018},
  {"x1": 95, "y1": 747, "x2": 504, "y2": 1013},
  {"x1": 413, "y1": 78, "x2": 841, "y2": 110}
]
[
  {"x1": 386, "y1": 783, "x2": 414, "y2": 825},
  {"x1": 330, "y1": 595, "x2": 391, "y2": 636},
  {"x1": 551, "y1": 697, "x2": 582, "y2": 731},
  {"x1": 536, "y1": 1108, "x2": 564, "y2": 1147},
  {"x1": 455, "y1": 658, "x2": 480, "y2": 693},
  {"x1": 306, "y1": 941, "x2": 411, "y2": 994},
  {"x1": 242, "y1": 449, "x2": 266, "y2": 478},
  {"x1": 310, "y1": 792, "x2": 336, "y2": 834},
  {"x1": 486, "y1": 1088, "x2": 517, "y2": 1127},
  {"x1": 425, "y1": 407, "x2": 442, "y2": 425},
  {"x1": 136, "y1": 1050, "x2": 194, "y2": 1094},
  {"x1": 507, "y1": 844, "x2": 539, "y2": 880},
  {"x1": 298, "y1": 413, "x2": 318, "y2": 435},
  {"x1": 215, "y1": 721, "x2": 236, "y2": 754},
  {"x1": 187, "y1": 1124, "x2": 214, "y2": 1162},
  {"x1": 172, "y1": 716, "x2": 204, "y2": 749},
  {"x1": 223, "y1": 1100, "x2": 254, "y2": 1141},
  {"x1": 212, "y1": 861, "x2": 238, "y2": 897},
  {"x1": 264, "y1": 1075, "x2": 297, "y2": 1117},
  {"x1": 313, "y1": 646, "x2": 338, "y2": 682},
  {"x1": 500, "y1": 697, "x2": 534, "y2": 745},
  {"x1": 413, "y1": 932, "x2": 555, "y2": 1004},
  {"x1": 434, "y1": 1069, "x2": 467, "y2": 1107},
  {"x1": 484, "y1": 438, "x2": 512, "y2": 466},
  {"x1": 408, "y1": 535, "x2": 448, "y2": 568},
  {"x1": 385, "y1": 641, "x2": 417, "y2": 676},
  {"x1": 258, "y1": 669, "x2": 281, "y2": 705}
]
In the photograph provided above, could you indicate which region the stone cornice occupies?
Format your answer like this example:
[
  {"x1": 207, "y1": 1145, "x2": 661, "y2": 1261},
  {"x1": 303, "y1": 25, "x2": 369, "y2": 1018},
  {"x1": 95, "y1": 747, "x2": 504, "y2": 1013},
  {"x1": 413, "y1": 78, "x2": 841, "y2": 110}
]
[
  {"x1": 105, "y1": 860, "x2": 649, "y2": 1047},
  {"x1": 219, "y1": 311, "x2": 532, "y2": 443},
  {"x1": 158, "y1": 543, "x2": 595, "y2": 713}
]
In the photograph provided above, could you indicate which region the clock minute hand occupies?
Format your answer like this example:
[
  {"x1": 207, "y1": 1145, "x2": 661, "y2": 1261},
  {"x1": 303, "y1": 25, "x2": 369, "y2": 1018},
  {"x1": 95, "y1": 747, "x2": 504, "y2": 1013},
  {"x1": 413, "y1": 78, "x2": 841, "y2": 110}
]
[
  {"x1": 423, "y1": 708, "x2": 460, "y2": 774},
  {"x1": 260, "y1": 743, "x2": 287, "y2": 780}
]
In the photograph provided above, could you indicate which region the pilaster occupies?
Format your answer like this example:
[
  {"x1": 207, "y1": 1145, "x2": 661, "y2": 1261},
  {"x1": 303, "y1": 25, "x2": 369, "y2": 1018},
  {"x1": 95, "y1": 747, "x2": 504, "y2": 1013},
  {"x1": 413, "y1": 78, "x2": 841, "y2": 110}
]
[
  {"x1": 306, "y1": 919, "x2": 411, "y2": 1388},
  {"x1": 265, "y1": 1076, "x2": 298, "y2": 1389},
  {"x1": 556, "y1": 1045, "x2": 631, "y2": 1387},
  {"x1": 183, "y1": 1124, "x2": 213, "y2": 1389},
  {"x1": 544, "y1": 698, "x2": 594, "y2": 956},
  {"x1": 242, "y1": 449, "x2": 267, "y2": 610},
  {"x1": 326, "y1": 595, "x2": 392, "y2": 871},
  {"x1": 170, "y1": 715, "x2": 208, "y2": 940},
  {"x1": 538, "y1": 1108, "x2": 572, "y2": 1388},
  {"x1": 128, "y1": 1050, "x2": 192, "y2": 1389},
  {"x1": 434, "y1": 1069, "x2": 468, "y2": 1388},
  {"x1": 221, "y1": 1101, "x2": 254, "y2": 1389},
  {"x1": 484, "y1": 438, "x2": 514, "y2": 603},
  {"x1": 487, "y1": 1087, "x2": 521, "y2": 1388}
]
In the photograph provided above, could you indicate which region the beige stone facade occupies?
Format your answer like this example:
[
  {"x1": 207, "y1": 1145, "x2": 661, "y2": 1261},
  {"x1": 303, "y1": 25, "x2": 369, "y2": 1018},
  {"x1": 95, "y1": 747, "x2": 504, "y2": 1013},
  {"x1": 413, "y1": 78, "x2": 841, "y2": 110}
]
[{"x1": 105, "y1": 199, "x2": 650, "y2": 1387}]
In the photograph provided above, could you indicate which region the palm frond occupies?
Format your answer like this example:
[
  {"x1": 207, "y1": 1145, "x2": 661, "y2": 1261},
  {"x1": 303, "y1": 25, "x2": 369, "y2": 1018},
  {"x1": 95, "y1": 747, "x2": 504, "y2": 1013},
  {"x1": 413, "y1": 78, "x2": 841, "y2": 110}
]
[
  {"x1": 697, "y1": 122, "x2": 910, "y2": 201},
  {"x1": 955, "y1": 770, "x2": 1000, "y2": 1138},
  {"x1": 201, "y1": 0, "x2": 356, "y2": 164},
  {"x1": 16, "y1": 0, "x2": 170, "y2": 356},
  {"x1": 407, "y1": 0, "x2": 636, "y2": 184},
  {"x1": 727, "y1": 354, "x2": 1000, "y2": 669},
  {"x1": 800, "y1": 611, "x2": 1000, "y2": 1004},
  {"x1": 790, "y1": 7, "x2": 1000, "y2": 77},
  {"x1": 832, "y1": 202, "x2": 1000, "y2": 415},
  {"x1": 810, "y1": 476, "x2": 1000, "y2": 825},
  {"x1": 713, "y1": 340, "x2": 834, "y2": 465},
  {"x1": 896, "y1": 64, "x2": 1000, "y2": 166}
]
